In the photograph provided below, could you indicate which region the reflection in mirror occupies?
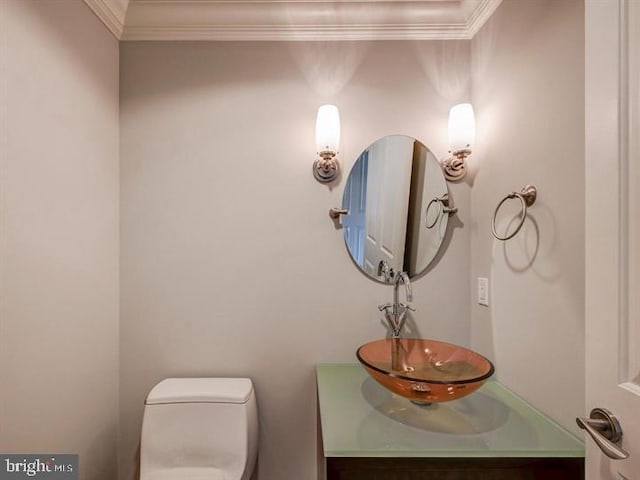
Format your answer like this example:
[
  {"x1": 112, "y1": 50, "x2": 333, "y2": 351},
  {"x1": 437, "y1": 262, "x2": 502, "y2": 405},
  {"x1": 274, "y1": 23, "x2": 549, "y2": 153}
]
[{"x1": 342, "y1": 135, "x2": 450, "y2": 282}]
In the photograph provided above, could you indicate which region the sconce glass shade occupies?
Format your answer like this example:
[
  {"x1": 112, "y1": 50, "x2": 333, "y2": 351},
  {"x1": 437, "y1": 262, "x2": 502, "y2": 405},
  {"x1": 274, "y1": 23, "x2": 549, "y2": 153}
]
[
  {"x1": 315, "y1": 104, "x2": 340, "y2": 154},
  {"x1": 313, "y1": 104, "x2": 341, "y2": 183},
  {"x1": 448, "y1": 103, "x2": 475, "y2": 153},
  {"x1": 442, "y1": 103, "x2": 474, "y2": 182}
]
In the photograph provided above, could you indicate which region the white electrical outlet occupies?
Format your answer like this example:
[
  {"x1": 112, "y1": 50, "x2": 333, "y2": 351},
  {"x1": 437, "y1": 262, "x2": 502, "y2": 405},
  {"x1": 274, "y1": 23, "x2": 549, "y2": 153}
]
[{"x1": 477, "y1": 277, "x2": 489, "y2": 306}]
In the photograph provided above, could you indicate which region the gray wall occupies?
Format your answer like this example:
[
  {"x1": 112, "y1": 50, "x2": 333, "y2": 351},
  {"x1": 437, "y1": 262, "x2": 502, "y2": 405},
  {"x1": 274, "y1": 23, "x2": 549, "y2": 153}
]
[
  {"x1": 119, "y1": 40, "x2": 472, "y2": 480},
  {"x1": 0, "y1": 1, "x2": 120, "y2": 479},
  {"x1": 0, "y1": 1, "x2": 586, "y2": 476},
  {"x1": 470, "y1": 0, "x2": 585, "y2": 435}
]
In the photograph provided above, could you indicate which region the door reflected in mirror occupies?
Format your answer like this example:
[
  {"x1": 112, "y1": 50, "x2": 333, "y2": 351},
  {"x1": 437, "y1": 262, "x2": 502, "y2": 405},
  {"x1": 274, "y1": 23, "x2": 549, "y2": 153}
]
[{"x1": 342, "y1": 135, "x2": 450, "y2": 283}]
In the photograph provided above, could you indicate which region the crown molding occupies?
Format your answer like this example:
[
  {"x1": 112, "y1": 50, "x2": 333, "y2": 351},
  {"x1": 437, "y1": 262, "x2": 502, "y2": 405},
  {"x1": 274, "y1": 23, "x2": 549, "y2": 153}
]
[
  {"x1": 465, "y1": 0, "x2": 502, "y2": 38},
  {"x1": 84, "y1": 0, "x2": 128, "y2": 39},
  {"x1": 121, "y1": 24, "x2": 476, "y2": 42},
  {"x1": 86, "y1": 0, "x2": 503, "y2": 41}
]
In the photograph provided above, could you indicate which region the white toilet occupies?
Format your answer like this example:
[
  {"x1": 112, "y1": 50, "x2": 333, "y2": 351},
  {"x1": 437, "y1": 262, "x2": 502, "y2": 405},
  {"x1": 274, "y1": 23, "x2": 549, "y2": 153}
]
[{"x1": 140, "y1": 378, "x2": 259, "y2": 480}]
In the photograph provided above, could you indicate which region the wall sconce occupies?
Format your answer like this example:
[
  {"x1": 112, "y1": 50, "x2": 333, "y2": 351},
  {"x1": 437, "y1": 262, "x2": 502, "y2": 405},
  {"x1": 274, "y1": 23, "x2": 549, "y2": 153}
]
[
  {"x1": 314, "y1": 104, "x2": 340, "y2": 183},
  {"x1": 441, "y1": 103, "x2": 475, "y2": 182}
]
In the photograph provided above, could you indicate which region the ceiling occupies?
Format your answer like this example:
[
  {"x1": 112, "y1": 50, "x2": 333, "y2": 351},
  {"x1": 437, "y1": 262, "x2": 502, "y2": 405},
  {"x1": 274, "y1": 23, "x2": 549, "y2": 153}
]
[{"x1": 84, "y1": 0, "x2": 502, "y2": 41}]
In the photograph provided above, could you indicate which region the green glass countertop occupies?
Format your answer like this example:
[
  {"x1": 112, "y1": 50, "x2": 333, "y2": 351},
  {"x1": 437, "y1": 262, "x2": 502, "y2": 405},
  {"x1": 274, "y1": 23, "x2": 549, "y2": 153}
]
[{"x1": 317, "y1": 364, "x2": 584, "y2": 458}]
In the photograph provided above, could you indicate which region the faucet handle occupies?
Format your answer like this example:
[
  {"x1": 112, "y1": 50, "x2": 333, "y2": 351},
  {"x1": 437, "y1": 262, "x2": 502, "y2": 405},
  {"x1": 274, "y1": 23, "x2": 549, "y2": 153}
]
[
  {"x1": 378, "y1": 303, "x2": 392, "y2": 312},
  {"x1": 400, "y1": 302, "x2": 416, "y2": 312}
]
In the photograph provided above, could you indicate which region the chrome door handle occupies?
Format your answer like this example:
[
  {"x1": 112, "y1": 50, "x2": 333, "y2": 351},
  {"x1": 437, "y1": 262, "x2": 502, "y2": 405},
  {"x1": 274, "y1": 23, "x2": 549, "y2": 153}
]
[{"x1": 576, "y1": 408, "x2": 629, "y2": 460}]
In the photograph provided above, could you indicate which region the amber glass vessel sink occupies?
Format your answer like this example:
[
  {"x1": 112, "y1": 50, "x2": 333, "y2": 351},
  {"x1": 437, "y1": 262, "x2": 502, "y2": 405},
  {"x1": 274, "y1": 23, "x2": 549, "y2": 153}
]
[{"x1": 356, "y1": 338, "x2": 495, "y2": 403}]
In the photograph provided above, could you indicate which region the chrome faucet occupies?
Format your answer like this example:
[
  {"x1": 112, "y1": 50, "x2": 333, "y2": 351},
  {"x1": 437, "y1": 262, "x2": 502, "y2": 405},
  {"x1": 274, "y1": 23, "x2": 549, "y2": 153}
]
[{"x1": 378, "y1": 271, "x2": 415, "y2": 338}]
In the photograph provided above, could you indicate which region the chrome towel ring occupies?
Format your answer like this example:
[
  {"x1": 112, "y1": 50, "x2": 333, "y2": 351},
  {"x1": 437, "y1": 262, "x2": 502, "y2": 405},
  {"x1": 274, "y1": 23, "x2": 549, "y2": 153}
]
[
  {"x1": 491, "y1": 185, "x2": 537, "y2": 241},
  {"x1": 425, "y1": 193, "x2": 458, "y2": 229}
]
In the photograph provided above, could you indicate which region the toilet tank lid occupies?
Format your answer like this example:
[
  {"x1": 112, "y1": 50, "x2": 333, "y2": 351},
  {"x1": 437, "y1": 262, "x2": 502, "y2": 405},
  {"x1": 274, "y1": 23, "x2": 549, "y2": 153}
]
[{"x1": 146, "y1": 378, "x2": 254, "y2": 405}]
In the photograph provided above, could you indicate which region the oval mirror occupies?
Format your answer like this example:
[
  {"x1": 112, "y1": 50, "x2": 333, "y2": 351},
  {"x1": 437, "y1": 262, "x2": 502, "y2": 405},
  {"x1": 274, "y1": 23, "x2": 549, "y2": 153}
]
[{"x1": 341, "y1": 135, "x2": 451, "y2": 283}]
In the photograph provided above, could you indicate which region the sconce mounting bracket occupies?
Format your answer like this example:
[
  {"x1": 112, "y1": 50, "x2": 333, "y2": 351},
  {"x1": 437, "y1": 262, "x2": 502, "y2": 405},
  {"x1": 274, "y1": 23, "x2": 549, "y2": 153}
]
[
  {"x1": 313, "y1": 151, "x2": 339, "y2": 183},
  {"x1": 441, "y1": 154, "x2": 467, "y2": 182}
]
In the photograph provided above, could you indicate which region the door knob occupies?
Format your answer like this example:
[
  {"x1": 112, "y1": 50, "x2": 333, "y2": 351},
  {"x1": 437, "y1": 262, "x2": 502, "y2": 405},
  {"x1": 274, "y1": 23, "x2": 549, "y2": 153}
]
[{"x1": 576, "y1": 408, "x2": 629, "y2": 460}]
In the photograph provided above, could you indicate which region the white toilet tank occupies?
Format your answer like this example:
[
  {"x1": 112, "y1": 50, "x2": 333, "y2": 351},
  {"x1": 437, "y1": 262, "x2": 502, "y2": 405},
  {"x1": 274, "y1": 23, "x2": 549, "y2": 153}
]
[{"x1": 140, "y1": 378, "x2": 258, "y2": 480}]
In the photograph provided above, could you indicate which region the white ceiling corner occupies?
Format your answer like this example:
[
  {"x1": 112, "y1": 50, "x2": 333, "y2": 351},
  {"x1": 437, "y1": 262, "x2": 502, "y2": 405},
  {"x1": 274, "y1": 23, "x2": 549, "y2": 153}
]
[
  {"x1": 86, "y1": 0, "x2": 502, "y2": 41},
  {"x1": 84, "y1": 0, "x2": 129, "y2": 38},
  {"x1": 465, "y1": 0, "x2": 503, "y2": 38}
]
